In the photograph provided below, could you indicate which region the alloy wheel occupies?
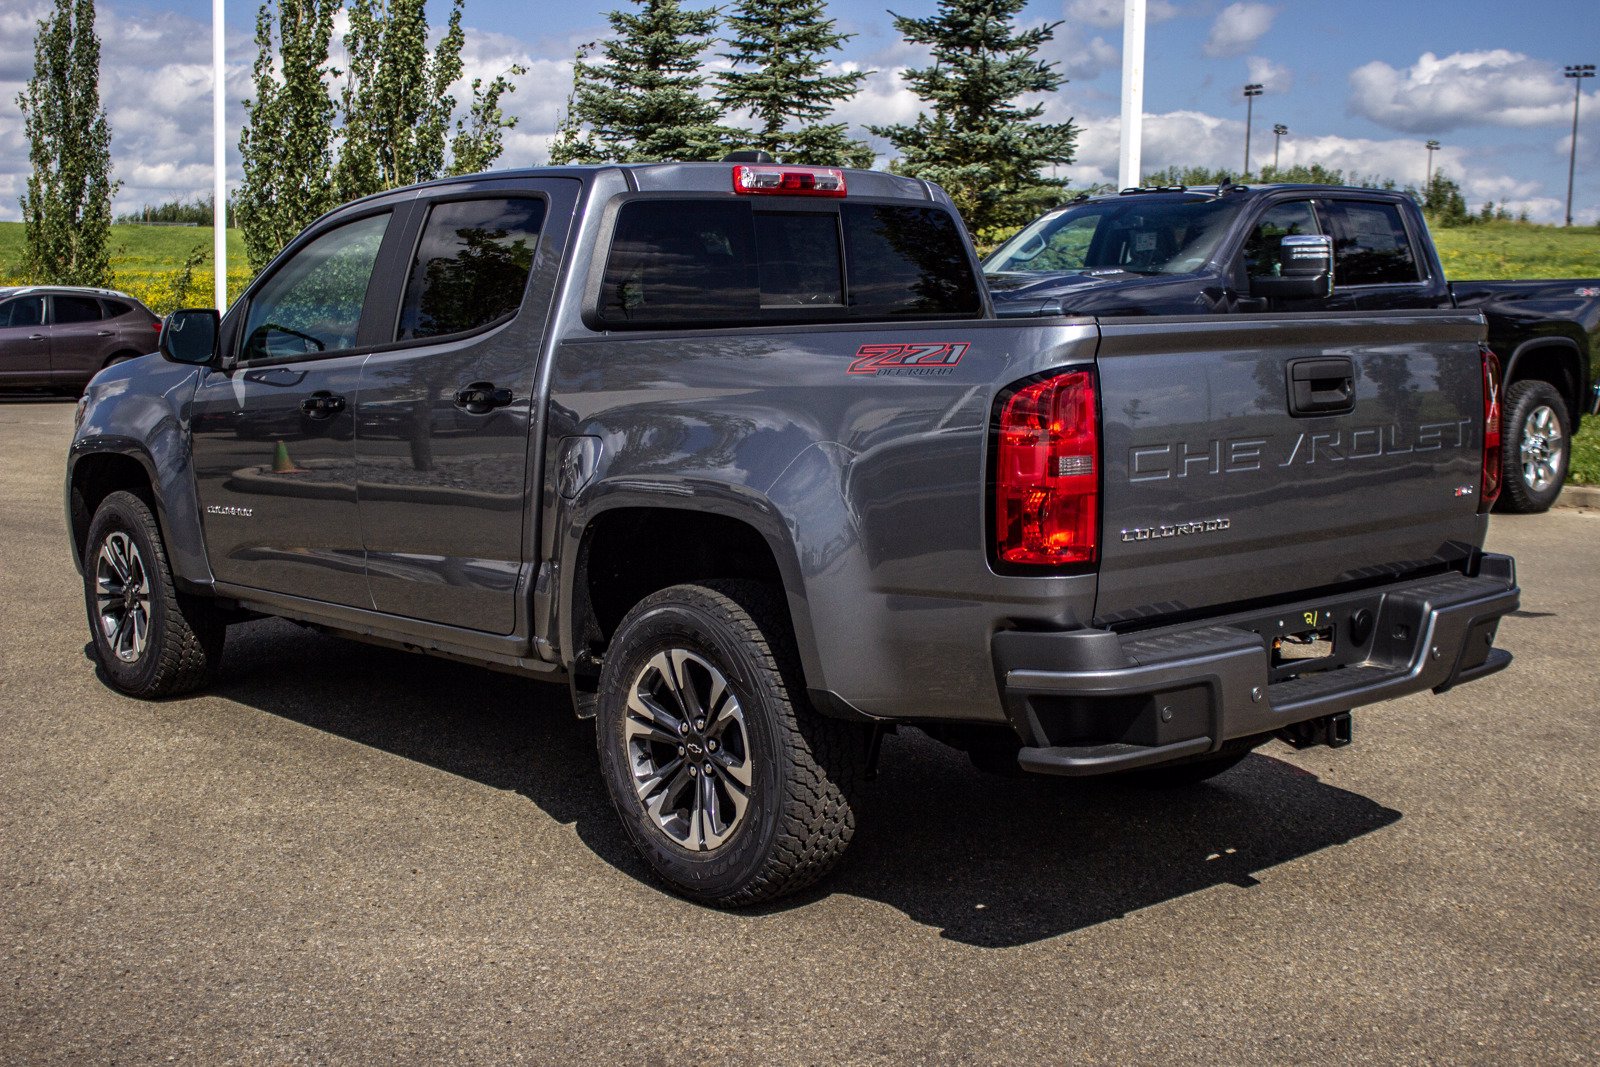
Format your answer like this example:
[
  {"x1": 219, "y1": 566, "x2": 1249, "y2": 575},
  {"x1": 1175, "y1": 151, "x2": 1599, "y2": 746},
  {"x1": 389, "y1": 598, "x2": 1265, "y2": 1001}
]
[
  {"x1": 95, "y1": 530, "x2": 151, "y2": 663},
  {"x1": 1519, "y1": 403, "x2": 1565, "y2": 493},
  {"x1": 623, "y1": 648, "x2": 753, "y2": 851}
]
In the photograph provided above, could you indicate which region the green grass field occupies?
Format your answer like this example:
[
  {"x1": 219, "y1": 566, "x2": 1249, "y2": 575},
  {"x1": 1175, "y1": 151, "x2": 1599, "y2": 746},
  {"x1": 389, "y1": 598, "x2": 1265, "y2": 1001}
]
[
  {"x1": 0, "y1": 221, "x2": 251, "y2": 313},
  {"x1": 4, "y1": 216, "x2": 1597, "y2": 484}
]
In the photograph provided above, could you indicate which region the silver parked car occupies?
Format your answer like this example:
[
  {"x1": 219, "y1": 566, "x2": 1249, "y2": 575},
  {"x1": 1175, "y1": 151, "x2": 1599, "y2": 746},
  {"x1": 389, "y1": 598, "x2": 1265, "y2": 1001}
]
[{"x1": 0, "y1": 286, "x2": 163, "y2": 395}]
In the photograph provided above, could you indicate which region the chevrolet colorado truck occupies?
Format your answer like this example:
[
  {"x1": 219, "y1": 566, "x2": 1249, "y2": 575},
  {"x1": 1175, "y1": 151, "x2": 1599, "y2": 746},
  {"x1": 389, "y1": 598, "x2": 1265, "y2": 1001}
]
[
  {"x1": 985, "y1": 183, "x2": 1600, "y2": 512},
  {"x1": 67, "y1": 163, "x2": 1519, "y2": 905}
]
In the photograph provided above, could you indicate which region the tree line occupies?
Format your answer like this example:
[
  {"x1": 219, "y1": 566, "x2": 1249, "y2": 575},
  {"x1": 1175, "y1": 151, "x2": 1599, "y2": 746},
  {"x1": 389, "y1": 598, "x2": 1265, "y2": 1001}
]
[
  {"x1": 9, "y1": 0, "x2": 1551, "y2": 293},
  {"x1": 550, "y1": 0, "x2": 1078, "y2": 242}
]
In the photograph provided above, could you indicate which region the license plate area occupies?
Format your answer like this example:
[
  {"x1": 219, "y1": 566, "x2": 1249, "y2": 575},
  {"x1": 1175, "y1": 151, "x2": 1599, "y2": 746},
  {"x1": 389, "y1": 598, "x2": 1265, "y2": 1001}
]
[{"x1": 1273, "y1": 625, "x2": 1335, "y2": 668}]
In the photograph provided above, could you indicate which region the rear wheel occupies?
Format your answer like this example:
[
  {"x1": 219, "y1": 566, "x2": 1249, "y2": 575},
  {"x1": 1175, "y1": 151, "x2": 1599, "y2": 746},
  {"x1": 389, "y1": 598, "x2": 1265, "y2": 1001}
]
[
  {"x1": 1498, "y1": 380, "x2": 1569, "y2": 514},
  {"x1": 83, "y1": 490, "x2": 225, "y2": 697},
  {"x1": 595, "y1": 581, "x2": 862, "y2": 907}
]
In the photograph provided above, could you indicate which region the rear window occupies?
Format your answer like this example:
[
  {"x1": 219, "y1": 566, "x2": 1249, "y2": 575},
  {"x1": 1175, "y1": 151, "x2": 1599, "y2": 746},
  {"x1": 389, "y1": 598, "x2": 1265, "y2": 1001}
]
[
  {"x1": 54, "y1": 295, "x2": 103, "y2": 323},
  {"x1": 396, "y1": 197, "x2": 545, "y2": 341},
  {"x1": 1323, "y1": 200, "x2": 1420, "y2": 286},
  {"x1": 598, "y1": 199, "x2": 980, "y2": 328}
]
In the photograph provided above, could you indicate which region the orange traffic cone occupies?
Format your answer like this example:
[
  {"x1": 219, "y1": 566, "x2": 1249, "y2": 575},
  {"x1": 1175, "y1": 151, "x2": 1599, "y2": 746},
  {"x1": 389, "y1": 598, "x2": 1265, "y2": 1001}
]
[{"x1": 271, "y1": 440, "x2": 305, "y2": 473}]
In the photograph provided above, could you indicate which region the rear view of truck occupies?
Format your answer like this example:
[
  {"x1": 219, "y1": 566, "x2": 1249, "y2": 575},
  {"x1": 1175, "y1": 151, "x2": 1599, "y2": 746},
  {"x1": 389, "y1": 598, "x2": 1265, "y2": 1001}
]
[{"x1": 990, "y1": 312, "x2": 1518, "y2": 777}]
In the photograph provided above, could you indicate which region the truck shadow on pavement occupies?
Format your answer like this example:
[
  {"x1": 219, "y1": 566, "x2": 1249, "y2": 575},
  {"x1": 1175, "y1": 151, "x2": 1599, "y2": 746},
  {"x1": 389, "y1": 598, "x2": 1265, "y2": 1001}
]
[{"x1": 196, "y1": 619, "x2": 1401, "y2": 950}]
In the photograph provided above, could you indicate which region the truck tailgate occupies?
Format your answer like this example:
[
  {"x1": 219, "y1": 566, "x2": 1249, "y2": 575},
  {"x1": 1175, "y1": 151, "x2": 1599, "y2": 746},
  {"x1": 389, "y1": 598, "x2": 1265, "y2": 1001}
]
[{"x1": 1093, "y1": 312, "x2": 1489, "y2": 627}]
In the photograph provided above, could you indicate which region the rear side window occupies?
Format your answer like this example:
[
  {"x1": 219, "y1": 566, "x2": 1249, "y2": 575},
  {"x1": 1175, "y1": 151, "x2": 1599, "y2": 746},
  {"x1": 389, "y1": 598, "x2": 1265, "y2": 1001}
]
[
  {"x1": 598, "y1": 199, "x2": 980, "y2": 328},
  {"x1": 101, "y1": 299, "x2": 135, "y2": 318},
  {"x1": 396, "y1": 197, "x2": 545, "y2": 341},
  {"x1": 1322, "y1": 201, "x2": 1420, "y2": 286},
  {"x1": 54, "y1": 295, "x2": 103, "y2": 323},
  {"x1": 0, "y1": 296, "x2": 46, "y2": 328}
]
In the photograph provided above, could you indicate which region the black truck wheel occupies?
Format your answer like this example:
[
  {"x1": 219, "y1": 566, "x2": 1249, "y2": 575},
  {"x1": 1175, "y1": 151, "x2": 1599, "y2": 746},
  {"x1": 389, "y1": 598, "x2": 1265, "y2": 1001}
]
[
  {"x1": 595, "y1": 581, "x2": 862, "y2": 907},
  {"x1": 83, "y1": 490, "x2": 225, "y2": 697},
  {"x1": 1498, "y1": 380, "x2": 1570, "y2": 514}
]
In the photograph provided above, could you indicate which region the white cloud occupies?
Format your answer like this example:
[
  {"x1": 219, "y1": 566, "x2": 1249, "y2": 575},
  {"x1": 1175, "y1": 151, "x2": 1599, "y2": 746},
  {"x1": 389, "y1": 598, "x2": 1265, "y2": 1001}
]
[
  {"x1": 1349, "y1": 50, "x2": 1597, "y2": 133},
  {"x1": 1246, "y1": 56, "x2": 1292, "y2": 94},
  {"x1": 1203, "y1": 3, "x2": 1276, "y2": 59},
  {"x1": 1063, "y1": 0, "x2": 1183, "y2": 29}
]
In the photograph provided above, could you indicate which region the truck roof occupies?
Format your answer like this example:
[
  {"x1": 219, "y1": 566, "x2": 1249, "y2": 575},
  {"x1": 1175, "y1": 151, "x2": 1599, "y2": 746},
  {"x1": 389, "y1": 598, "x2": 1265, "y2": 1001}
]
[
  {"x1": 336, "y1": 161, "x2": 939, "y2": 211},
  {"x1": 1065, "y1": 182, "x2": 1412, "y2": 206}
]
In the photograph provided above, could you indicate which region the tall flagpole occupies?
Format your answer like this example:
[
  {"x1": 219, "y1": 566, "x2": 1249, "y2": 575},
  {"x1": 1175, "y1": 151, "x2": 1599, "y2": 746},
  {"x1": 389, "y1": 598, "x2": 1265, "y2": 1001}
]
[
  {"x1": 1117, "y1": 0, "x2": 1146, "y2": 190},
  {"x1": 212, "y1": 0, "x2": 227, "y2": 311}
]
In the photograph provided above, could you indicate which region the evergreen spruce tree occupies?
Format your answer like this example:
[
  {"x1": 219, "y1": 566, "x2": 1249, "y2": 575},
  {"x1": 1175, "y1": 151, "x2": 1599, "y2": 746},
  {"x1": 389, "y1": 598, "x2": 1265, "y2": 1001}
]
[
  {"x1": 869, "y1": 0, "x2": 1077, "y2": 239},
  {"x1": 547, "y1": 0, "x2": 731, "y2": 164},
  {"x1": 716, "y1": 0, "x2": 873, "y2": 167},
  {"x1": 16, "y1": 0, "x2": 117, "y2": 286},
  {"x1": 237, "y1": 0, "x2": 339, "y2": 271},
  {"x1": 333, "y1": 0, "x2": 469, "y2": 201}
]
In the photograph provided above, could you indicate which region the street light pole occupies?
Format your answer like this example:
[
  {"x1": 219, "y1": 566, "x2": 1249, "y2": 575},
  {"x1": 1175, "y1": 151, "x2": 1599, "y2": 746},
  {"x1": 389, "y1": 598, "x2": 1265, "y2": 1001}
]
[
  {"x1": 1425, "y1": 139, "x2": 1440, "y2": 188},
  {"x1": 212, "y1": 0, "x2": 226, "y2": 311},
  {"x1": 1117, "y1": 0, "x2": 1147, "y2": 190},
  {"x1": 1242, "y1": 84, "x2": 1263, "y2": 176},
  {"x1": 1272, "y1": 124, "x2": 1287, "y2": 173},
  {"x1": 1565, "y1": 64, "x2": 1595, "y2": 228}
]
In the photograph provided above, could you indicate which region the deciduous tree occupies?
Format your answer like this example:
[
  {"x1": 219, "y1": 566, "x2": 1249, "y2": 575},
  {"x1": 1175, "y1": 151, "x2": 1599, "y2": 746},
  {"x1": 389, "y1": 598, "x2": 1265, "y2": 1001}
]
[
  {"x1": 17, "y1": 0, "x2": 117, "y2": 286},
  {"x1": 237, "y1": 0, "x2": 340, "y2": 271}
]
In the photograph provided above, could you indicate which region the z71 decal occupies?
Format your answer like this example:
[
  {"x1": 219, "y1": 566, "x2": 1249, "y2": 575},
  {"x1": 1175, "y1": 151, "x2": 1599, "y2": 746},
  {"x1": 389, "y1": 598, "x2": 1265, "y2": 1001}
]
[{"x1": 848, "y1": 341, "x2": 970, "y2": 376}]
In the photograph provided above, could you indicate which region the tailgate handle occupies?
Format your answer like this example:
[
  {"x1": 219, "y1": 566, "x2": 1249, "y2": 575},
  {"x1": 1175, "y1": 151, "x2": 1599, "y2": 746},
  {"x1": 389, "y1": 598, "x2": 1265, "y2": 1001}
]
[{"x1": 1287, "y1": 357, "x2": 1355, "y2": 416}]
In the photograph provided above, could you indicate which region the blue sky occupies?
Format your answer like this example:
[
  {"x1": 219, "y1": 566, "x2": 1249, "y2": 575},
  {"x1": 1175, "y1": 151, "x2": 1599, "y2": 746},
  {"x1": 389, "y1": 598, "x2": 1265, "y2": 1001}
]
[{"x1": 1, "y1": 0, "x2": 1597, "y2": 224}]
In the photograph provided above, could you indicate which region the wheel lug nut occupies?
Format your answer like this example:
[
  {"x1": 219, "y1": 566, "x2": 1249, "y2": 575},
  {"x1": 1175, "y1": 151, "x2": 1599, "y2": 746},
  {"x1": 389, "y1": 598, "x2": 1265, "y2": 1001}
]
[
  {"x1": 688, "y1": 765, "x2": 698, "y2": 777},
  {"x1": 694, "y1": 719, "x2": 706, "y2": 731},
  {"x1": 679, "y1": 721, "x2": 689, "y2": 735},
  {"x1": 707, "y1": 739, "x2": 718, "y2": 752},
  {"x1": 678, "y1": 745, "x2": 686, "y2": 756}
]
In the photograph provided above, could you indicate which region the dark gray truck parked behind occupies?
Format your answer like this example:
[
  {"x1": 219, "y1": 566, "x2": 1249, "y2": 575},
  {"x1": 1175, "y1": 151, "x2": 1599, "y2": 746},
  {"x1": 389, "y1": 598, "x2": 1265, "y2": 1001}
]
[
  {"x1": 985, "y1": 184, "x2": 1600, "y2": 512},
  {"x1": 67, "y1": 163, "x2": 1520, "y2": 905}
]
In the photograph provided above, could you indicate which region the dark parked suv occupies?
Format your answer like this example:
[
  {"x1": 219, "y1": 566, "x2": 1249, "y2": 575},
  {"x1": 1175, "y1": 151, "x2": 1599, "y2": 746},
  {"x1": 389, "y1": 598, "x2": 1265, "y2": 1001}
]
[{"x1": 0, "y1": 286, "x2": 162, "y2": 394}]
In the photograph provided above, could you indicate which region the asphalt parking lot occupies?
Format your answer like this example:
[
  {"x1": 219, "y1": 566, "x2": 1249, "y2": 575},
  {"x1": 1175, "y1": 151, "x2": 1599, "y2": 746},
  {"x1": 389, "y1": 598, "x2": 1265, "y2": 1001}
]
[{"x1": 2, "y1": 396, "x2": 1596, "y2": 1064}]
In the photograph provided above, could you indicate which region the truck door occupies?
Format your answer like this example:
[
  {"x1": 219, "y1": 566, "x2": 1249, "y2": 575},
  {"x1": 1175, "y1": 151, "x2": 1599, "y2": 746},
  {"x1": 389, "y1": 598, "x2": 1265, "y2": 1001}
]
[
  {"x1": 188, "y1": 209, "x2": 398, "y2": 607},
  {"x1": 354, "y1": 179, "x2": 578, "y2": 634},
  {"x1": 1238, "y1": 199, "x2": 1356, "y2": 312}
]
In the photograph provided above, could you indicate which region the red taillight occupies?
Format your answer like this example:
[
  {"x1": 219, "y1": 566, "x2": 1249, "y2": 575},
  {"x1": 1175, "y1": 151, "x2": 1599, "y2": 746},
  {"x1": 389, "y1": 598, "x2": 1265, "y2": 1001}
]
[
  {"x1": 732, "y1": 165, "x2": 847, "y2": 197},
  {"x1": 1480, "y1": 346, "x2": 1502, "y2": 512},
  {"x1": 152, "y1": 320, "x2": 162, "y2": 336},
  {"x1": 995, "y1": 369, "x2": 1100, "y2": 566}
]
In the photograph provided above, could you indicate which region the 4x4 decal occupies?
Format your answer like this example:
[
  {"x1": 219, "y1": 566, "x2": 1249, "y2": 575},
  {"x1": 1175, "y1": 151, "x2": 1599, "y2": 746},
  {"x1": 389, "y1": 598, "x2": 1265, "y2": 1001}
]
[{"x1": 848, "y1": 341, "x2": 970, "y2": 376}]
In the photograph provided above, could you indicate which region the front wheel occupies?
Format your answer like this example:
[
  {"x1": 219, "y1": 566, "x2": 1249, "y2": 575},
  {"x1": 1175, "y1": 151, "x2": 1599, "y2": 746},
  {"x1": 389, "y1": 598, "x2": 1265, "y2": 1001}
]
[
  {"x1": 83, "y1": 490, "x2": 225, "y2": 697},
  {"x1": 1498, "y1": 380, "x2": 1570, "y2": 514},
  {"x1": 595, "y1": 581, "x2": 862, "y2": 907}
]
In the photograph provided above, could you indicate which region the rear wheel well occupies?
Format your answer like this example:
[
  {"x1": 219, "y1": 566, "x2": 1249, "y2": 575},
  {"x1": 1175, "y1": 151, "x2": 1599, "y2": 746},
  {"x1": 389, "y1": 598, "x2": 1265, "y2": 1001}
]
[
  {"x1": 70, "y1": 453, "x2": 155, "y2": 560},
  {"x1": 1505, "y1": 344, "x2": 1581, "y2": 423},
  {"x1": 572, "y1": 507, "x2": 789, "y2": 668}
]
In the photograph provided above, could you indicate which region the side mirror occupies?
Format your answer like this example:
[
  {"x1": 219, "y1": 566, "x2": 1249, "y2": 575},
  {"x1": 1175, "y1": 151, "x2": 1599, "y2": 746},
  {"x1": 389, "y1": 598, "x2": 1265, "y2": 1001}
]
[
  {"x1": 1249, "y1": 233, "x2": 1334, "y2": 300},
  {"x1": 160, "y1": 308, "x2": 220, "y2": 365}
]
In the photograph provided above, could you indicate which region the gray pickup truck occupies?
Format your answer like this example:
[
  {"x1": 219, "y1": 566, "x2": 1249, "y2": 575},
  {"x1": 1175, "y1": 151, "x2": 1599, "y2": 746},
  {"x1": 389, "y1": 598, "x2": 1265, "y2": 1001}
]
[{"x1": 66, "y1": 162, "x2": 1520, "y2": 905}]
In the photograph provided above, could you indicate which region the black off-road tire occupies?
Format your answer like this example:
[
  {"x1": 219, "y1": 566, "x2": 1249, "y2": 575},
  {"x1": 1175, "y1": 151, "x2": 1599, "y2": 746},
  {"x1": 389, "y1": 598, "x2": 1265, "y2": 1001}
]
[
  {"x1": 1497, "y1": 380, "x2": 1570, "y2": 514},
  {"x1": 83, "y1": 490, "x2": 225, "y2": 697},
  {"x1": 595, "y1": 581, "x2": 863, "y2": 907}
]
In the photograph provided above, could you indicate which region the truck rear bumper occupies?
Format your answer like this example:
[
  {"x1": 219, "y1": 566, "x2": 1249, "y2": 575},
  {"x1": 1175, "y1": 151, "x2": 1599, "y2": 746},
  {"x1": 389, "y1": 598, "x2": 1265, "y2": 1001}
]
[{"x1": 994, "y1": 555, "x2": 1519, "y2": 776}]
